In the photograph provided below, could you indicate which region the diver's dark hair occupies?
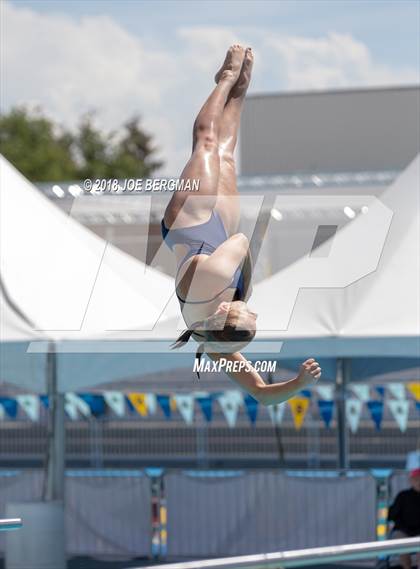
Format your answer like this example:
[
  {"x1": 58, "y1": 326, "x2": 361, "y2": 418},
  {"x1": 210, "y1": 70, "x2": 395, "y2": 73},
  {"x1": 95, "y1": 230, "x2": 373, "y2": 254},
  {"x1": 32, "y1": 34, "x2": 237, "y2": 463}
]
[
  {"x1": 170, "y1": 312, "x2": 256, "y2": 379},
  {"x1": 169, "y1": 320, "x2": 206, "y2": 379}
]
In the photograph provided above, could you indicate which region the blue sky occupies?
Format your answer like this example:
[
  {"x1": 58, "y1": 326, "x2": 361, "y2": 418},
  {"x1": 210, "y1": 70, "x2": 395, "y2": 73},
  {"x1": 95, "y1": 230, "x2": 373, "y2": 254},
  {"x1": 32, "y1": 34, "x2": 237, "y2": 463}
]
[
  {"x1": 2, "y1": 0, "x2": 419, "y2": 175},
  {"x1": 10, "y1": 0, "x2": 420, "y2": 66}
]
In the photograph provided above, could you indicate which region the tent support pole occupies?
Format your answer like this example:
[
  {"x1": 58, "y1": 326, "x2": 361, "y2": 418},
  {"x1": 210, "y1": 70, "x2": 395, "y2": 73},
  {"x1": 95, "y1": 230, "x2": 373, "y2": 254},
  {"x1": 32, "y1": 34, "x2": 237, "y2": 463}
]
[
  {"x1": 336, "y1": 357, "x2": 350, "y2": 471},
  {"x1": 45, "y1": 341, "x2": 65, "y2": 501},
  {"x1": 267, "y1": 370, "x2": 285, "y2": 465}
]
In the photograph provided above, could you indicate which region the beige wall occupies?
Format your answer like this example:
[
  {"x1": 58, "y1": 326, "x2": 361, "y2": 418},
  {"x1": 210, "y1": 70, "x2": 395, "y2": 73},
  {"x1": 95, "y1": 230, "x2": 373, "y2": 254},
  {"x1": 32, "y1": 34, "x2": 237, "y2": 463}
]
[{"x1": 240, "y1": 85, "x2": 420, "y2": 175}]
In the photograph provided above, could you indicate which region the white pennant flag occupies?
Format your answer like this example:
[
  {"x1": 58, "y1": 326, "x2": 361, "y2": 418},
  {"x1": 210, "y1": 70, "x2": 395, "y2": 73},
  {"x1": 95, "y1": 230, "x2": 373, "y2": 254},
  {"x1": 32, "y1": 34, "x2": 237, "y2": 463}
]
[
  {"x1": 145, "y1": 393, "x2": 157, "y2": 415},
  {"x1": 103, "y1": 392, "x2": 125, "y2": 417},
  {"x1": 16, "y1": 395, "x2": 40, "y2": 421},
  {"x1": 174, "y1": 395, "x2": 194, "y2": 425},
  {"x1": 267, "y1": 402, "x2": 286, "y2": 425},
  {"x1": 345, "y1": 398, "x2": 363, "y2": 433},
  {"x1": 387, "y1": 383, "x2": 406, "y2": 400},
  {"x1": 316, "y1": 385, "x2": 334, "y2": 401},
  {"x1": 387, "y1": 400, "x2": 409, "y2": 433},
  {"x1": 218, "y1": 390, "x2": 243, "y2": 428},
  {"x1": 0, "y1": 405, "x2": 4, "y2": 421},
  {"x1": 65, "y1": 393, "x2": 91, "y2": 420},
  {"x1": 349, "y1": 384, "x2": 370, "y2": 402}
]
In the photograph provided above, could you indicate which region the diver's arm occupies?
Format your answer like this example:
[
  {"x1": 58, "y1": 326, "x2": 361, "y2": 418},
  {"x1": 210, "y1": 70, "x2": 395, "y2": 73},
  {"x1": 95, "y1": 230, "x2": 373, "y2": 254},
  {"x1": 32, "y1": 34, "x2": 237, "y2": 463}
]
[
  {"x1": 194, "y1": 233, "x2": 249, "y2": 292},
  {"x1": 207, "y1": 353, "x2": 321, "y2": 406}
]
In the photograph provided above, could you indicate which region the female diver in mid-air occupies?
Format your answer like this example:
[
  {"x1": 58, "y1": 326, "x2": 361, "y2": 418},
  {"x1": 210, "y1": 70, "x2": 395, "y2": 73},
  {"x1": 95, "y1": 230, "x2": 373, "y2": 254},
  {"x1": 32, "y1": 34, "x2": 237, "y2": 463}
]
[{"x1": 161, "y1": 45, "x2": 321, "y2": 404}]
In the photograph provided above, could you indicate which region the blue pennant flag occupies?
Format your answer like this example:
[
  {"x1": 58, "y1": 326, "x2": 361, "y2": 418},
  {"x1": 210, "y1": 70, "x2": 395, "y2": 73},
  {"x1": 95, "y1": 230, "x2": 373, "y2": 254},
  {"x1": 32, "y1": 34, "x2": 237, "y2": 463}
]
[
  {"x1": 0, "y1": 397, "x2": 18, "y2": 418},
  {"x1": 126, "y1": 395, "x2": 134, "y2": 412},
  {"x1": 416, "y1": 402, "x2": 420, "y2": 415},
  {"x1": 318, "y1": 400, "x2": 334, "y2": 428},
  {"x1": 40, "y1": 395, "x2": 49, "y2": 408},
  {"x1": 367, "y1": 400, "x2": 384, "y2": 430},
  {"x1": 196, "y1": 395, "x2": 213, "y2": 422},
  {"x1": 78, "y1": 394, "x2": 106, "y2": 417},
  {"x1": 156, "y1": 394, "x2": 171, "y2": 419},
  {"x1": 243, "y1": 394, "x2": 259, "y2": 425},
  {"x1": 300, "y1": 389, "x2": 312, "y2": 399},
  {"x1": 375, "y1": 386, "x2": 385, "y2": 399}
]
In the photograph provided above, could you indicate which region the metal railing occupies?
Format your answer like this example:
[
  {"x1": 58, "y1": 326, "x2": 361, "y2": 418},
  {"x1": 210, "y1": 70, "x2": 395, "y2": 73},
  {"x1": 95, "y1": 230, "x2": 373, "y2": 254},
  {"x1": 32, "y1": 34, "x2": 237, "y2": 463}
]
[
  {"x1": 0, "y1": 518, "x2": 22, "y2": 531},
  {"x1": 138, "y1": 538, "x2": 420, "y2": 569}
]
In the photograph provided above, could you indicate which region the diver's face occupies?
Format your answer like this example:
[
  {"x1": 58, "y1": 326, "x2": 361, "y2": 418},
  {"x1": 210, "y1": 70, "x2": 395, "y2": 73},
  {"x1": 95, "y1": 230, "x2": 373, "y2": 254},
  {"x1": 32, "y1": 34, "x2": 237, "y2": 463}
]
[{"x1": 215, "y1": 301, "x2": 258, "y2": 327}]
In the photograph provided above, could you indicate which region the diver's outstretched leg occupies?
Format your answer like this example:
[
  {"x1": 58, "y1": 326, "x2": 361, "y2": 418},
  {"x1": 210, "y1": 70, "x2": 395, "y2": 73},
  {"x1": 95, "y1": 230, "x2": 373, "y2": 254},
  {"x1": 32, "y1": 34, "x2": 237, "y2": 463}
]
[
  {"x1": 164, "y1": 45, "x2": 245, "y2": 229},
  {"x1": 215, "y1": 47, "x2": 254, "y2": 235}
]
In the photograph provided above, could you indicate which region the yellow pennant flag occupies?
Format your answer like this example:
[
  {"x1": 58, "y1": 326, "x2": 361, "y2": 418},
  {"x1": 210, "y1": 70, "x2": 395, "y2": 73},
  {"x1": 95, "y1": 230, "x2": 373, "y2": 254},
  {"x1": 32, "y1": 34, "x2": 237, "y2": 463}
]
[
  {"x1": 170, "y1": 396, "x2": 177, "y2": 412},
  {"x1": 407, "y1": 382, "x2": 420, "y2": 401},
  {"x1": 288, "y1": 397, "x2": 310, "y2": 430},
  {"x1": 128, "y1": 393, "x2": 148, "y2": 416}
]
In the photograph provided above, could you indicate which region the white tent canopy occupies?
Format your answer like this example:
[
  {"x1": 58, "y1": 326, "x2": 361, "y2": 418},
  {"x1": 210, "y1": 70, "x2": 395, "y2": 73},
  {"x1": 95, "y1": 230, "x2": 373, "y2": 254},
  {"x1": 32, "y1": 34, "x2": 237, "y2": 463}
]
[
  {"x1": 1, "y1": 155, "x2": 419, "y2": 392},
  {"x1": 251, "y1": 154, "x2": 420, "y2": 358},
  {"x1": 0, "y1": 155, "x2": 179, "y2": 340},
  {"x1": 0, "y1": 155, "x2": 191, "y2": 391}
]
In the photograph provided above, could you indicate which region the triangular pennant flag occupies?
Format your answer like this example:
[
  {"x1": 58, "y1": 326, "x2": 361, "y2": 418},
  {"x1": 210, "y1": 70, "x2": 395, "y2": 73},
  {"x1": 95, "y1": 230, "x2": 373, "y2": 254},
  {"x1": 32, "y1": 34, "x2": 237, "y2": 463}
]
[
  {"x1": 416, "y1": 401, "x2": 420, "y2": 414},
  {"x1": 387, "y1": 383, "x2": 406, "y2": 400},
  {"x1": 156, "y1": 394, "x2": 171, "y2": 419},
  {"x1": 103, "y1": 392, "x2": 126, "y2": 417},
  {"x1": 0, "y1": 397, "x2": 18, "y2": 419},
  {"x1": 349, "y1": 384, "x2": 370, "y2": 402},
  {"x1": 407, "y1": 382, "x2": 420, "y2": 401},
  {"x1": 345, "y1": 398, "x2": 363, "y2": 434},
  {"x1": 170, "y1": 396, "x2": 177, "y2": 412},
  {"x1": 40, "y1": 395, "x2": 49, "y2": 408},
  {"x1": 16, "y1": 395, "x2": 40, "y2": 421},
  {"x1": 288, "y1": 397, "x2": 310, "y2": 430},
  {"x1": 318, "y1": 400, "x2": 335, "y2": 428},
  {"x1": 375, "y1": 386, "x2": 385, "y2": 399},
  {"x1": 267, "y1": 402, "x2": 286, "y2": 426},
  {"x1": 127, "y1": 393, "x2": 148, "y2": 417},
  {"x1": 145, "y1": 393, "x2": 157, "y2": 415},
  {"x1": 316, "y1": 385, "x2": 334, "y2": 401},
  {"x1": 65, "y1": 393, "x2": 91, "y2": 420},
  {"x1": 78, "y1": 394, "x2": 106, "y2": 417},
  {"x1": 367, "y1": 400, "x2": 384, "y2": 430},
  {"x1": 0, "y1": 405, "x2": 4, "y2": 421},
  {"x1": 174, "y1": 395, "x2": 194, "y2": 425},
  {"x1": 218, "y1": 390, "x2": 243, "y2": 428},
  {"x1": 300, "y1": 389, "x2": 312, "y2": 399},
  {"x1": 65, "y1": 403, "x2": 78, "y2": 421},
  {"x1": 195, "y1": 393, "x2": 213, "y2": 422},
  {"x1": 387, "y1": 400, "x2": 409, "y2": 433},
  {"x1": 243, "y1": 393, "x2": 259, "y2": 425}
]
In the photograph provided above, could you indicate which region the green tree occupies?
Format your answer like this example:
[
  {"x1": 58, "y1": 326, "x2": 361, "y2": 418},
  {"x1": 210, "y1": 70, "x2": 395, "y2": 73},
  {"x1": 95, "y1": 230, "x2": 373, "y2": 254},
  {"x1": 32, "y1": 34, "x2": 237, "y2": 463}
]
[
  {"x1": 75, "y1": 113, "x2": 112, "y2": 180},
  {"x1": 109, "y1": 116, "x2": 163, "y2": 178},
  {"x1": 0, "y1": 107, "x2": 78, "y2": 182},
  {"x1": 0, "y1": 106, "x2": 164, "y2": 183}
]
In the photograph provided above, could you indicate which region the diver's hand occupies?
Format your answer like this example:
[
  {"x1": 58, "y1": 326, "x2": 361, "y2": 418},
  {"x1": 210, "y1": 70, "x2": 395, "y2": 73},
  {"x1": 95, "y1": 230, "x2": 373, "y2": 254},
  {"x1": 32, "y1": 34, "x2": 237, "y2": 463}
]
[{"x1": 296, "y1": 358, "x2": 322, "y2": 387}]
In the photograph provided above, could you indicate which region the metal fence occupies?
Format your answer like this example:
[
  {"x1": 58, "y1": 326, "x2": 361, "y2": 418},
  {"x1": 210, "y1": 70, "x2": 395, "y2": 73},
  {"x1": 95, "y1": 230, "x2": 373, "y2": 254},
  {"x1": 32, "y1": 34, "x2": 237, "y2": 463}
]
[
  {"x1": 0, "y1": 414, "x2": 418, "y2": 470},
  {"x1": 164, "y1": 470, "x2": 377, "y2": 557},
  {"x1": 0, "y1": 470, "x2": 151, "y2": 559},
  {"x1": 0, "y1": 469, "x2": 386, "y2": 563}
]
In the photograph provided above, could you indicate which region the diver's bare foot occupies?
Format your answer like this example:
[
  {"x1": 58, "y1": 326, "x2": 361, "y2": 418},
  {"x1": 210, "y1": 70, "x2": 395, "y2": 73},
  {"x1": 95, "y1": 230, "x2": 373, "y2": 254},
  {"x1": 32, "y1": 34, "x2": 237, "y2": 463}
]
[
  {"x1": 214, "y1": 44, "x2": 245, "y2": 84},
  {"x1": 231, "y1": 47, "x2": 254, "y2": 98}
]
